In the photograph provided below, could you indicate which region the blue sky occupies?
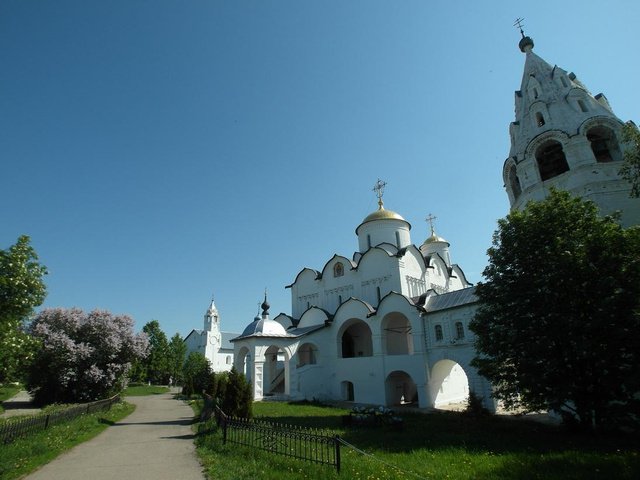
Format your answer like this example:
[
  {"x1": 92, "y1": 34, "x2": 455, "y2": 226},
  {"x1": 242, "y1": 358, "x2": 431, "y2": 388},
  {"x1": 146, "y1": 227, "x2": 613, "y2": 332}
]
[{"x1": 2, "y1": 1, "x2": 638, "y2": 337}]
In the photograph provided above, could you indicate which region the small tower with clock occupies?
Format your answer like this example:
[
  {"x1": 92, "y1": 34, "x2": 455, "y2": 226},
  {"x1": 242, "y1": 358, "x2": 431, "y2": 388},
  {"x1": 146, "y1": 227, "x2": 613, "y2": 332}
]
[{"x1": 203, "y1": 297, "x2": 222, "y2": 369}]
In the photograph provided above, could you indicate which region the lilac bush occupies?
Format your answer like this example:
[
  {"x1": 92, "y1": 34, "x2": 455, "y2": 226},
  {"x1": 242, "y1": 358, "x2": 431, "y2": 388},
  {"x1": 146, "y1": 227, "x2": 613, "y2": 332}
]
[{"x1": 27, "y1": 307, "x2": 148, "y2": 405}]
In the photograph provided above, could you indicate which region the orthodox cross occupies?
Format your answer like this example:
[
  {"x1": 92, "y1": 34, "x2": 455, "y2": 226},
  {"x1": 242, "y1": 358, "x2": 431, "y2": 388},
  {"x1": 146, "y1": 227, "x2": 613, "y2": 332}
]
[
  {"x1": 373, "y1": 179, "x2": 387, "y2": 208},
  {"x1": 426, "y1": 213, "x2": 437, "y2": 235},
  {"x1": 513, "y1": 17, "x2": 526, "y2": 38}
]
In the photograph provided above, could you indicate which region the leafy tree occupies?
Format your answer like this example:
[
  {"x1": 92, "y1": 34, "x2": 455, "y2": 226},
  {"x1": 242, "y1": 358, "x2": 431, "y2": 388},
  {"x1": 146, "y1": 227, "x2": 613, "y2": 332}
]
[
  {"x1": 470, "y1": 189, "x2": 640, "y2": 430},
  {"x1": 182, "y1": 351, "x2": 212, "y2": 397},
  {"x1": 27, "y1": 308, "x2": 149, "y2": 405},
  {"x1": 141, "y1": 320, "x2": 170, "y2": 384},
  {"x1": 619, "y1": 121, "x2": 640, "y2": 197},
  {"x1": 0, "y1": 235, "x2": 47, "y2": 382},
  {"x1": 167, "y1": 333, "x2": 187, "y2": 385},
  {"x1": 221, "y1": 367, "x2": 253, "y2": 418}
]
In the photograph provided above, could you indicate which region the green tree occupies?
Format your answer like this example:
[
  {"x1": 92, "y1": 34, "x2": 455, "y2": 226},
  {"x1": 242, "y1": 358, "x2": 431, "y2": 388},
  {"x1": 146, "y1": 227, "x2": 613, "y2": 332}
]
[
  {"x1": 167, "y1": 333, "x2": 187, "y2": 385},
  {"x1": 141, "y1": 320, "x2": 170, "y2": 384},
  {"x1": 221, "y1": 367, "x2": 253, "y2": 418},
  {"x1": 182, "y1": 351, "x2": 212, "y2": 397},
  {"x1": 619, "y1": 121, "x2": 640, "y2": 197},
  {"x1": 0, "y1": 235, "x2": 47, "y2": 382},
  {"x1": 470, "y1": 189, "x2": 640, "y2": 430}
]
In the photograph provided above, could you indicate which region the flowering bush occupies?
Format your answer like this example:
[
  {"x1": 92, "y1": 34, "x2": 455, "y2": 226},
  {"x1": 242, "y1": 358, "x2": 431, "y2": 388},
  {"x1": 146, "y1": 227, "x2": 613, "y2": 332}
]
[
  {"x1": 27, "y1": 308, "x2": 149, "y2": 405},
  {"x1": 350, "y1": 405, "x2": 403, "y2": 426}
]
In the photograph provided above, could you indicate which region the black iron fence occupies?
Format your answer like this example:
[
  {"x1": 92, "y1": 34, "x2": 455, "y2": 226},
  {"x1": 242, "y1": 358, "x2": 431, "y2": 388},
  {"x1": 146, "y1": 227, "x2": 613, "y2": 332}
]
[
  {"x1": 209, "y1": 401, "x2": 341, "y2": 472},
  {"x1": 0, "y1": 394, "x2": 121, "y2": 444}
]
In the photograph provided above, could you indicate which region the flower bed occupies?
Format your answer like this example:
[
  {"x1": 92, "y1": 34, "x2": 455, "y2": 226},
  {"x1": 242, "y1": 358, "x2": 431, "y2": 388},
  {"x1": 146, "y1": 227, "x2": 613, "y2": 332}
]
[{"x1": 343, "y1": 406, "x2": 403, "y2": 430}]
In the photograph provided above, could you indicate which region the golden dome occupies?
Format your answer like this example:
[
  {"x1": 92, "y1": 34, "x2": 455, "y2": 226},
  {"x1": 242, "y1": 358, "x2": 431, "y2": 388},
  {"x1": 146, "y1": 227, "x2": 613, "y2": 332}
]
[
  {"x1": 361, "y1": 206, "x2": 406, "y2": 224},
  {"x1": 422, "y1": 233, "x2": 449, "y2": 246}
]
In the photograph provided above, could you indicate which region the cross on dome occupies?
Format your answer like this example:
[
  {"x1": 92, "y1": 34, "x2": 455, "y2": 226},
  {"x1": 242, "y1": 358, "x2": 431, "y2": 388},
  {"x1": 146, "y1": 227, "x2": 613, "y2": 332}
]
[
  {"x1": 373, "y1": 179, "x2": 387, "y2": 209},
  {"x1": 426, "y1": 213, "x2": 437, "y2": 235}
]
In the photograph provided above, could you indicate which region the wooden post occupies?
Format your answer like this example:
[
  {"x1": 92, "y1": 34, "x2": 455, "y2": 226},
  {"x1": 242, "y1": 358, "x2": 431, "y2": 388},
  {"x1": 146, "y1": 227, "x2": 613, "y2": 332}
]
[{"x1": 335, "y1": 435, "x2": 341, "y2": 473}]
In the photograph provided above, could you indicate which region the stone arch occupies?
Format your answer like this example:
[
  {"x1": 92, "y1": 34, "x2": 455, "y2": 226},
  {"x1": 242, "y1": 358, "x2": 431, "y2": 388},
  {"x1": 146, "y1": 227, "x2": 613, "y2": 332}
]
[
  {"x1": 429, "y1": 359, "x2": 470, "y2": 409},
  {"x1": 235, "y1": 346, "x2": 251, "y2": 382},
  {"x1": 263, "y1": 345, "x2": 288, "y2": 397},
  {"x1": 381, "y1": 312, "x2": 413, "y2": 355},
  {"x1": 385, "y1": 370, "x2": 418, "y2": 406},
  {"x1": 296, "y1": 342, "x2": 319, "y2": 368},
  {"x1": 535, "y1": 139, "x2": 570, "y2": 181},
  {"x1": 586, "y1": 125, "x2": 622, "y2": 163},
  {"x1": 338, "y1": 319, "x2": 373, "y2": 358}
]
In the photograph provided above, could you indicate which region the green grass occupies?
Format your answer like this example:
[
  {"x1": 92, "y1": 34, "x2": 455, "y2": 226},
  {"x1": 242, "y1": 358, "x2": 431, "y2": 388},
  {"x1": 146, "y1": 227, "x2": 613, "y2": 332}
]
[
  {"x1": 194, "y1": 402, "x2": 640, "y2": 480},
  {"x1": 0, "y1": 401, "x2": 135, "y2": 480},
  {"x1": 0, "y1": 384, "x2": 22, "y2": 414},
  {"x1": 122, "y1": 384, "x2": 170, "y2": 396}
]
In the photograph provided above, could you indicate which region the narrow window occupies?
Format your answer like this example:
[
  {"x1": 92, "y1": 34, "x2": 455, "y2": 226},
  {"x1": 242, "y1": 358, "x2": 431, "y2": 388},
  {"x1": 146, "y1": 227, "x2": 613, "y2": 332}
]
[
  {"x1": 455, "y1": 322, "x2": 464, "y2": 340},
  {"x1": 376, "y1": 286, "x2": 381, "y2": 303},
  {"x1": 508, "y1": 164, "x2": 522, "y2": 200},
  {"x1": 535, "y1": 112, "x2": 545, "y2": 127},
  {"x1": 578, "y1": 100, "x2": 588, "y2": 112},
  {"x1": 367, "y1": 234, "x2": 371, "y2": 248},
  {"x1": 395, "y1": 231, "x2": 400, "y2": 248},
  {"x1": 536, "y1": 141, "x2": 570, "y2": 181},
  {"x1": 533, "y1": 87, "x2": 539, "y2": 99},
  {"x1": 338, "y1": 295, "x2": 342, "y2": 304},
  {"x1": 435, "y1": 325, "x2": 443, "y2": 342}
]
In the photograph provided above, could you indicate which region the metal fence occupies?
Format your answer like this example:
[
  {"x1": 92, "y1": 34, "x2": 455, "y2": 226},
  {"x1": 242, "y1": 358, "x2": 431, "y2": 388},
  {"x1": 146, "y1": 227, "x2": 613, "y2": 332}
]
[
  {"x1": 211, "y1": 403, "x2": 341, "y2": 472},
  {"x1": 0, "y1": 394, "x2": 121, "y2": 445}
]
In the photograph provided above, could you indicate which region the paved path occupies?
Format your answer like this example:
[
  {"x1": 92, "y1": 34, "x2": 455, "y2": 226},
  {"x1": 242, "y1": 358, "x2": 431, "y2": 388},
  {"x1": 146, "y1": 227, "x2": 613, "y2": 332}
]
[
  {"x1": 25, "y1": 391, "x2": 205, "y2": 480},
  {"x1": 0, "y1": 390, "x2": 41, "y2": 418}
]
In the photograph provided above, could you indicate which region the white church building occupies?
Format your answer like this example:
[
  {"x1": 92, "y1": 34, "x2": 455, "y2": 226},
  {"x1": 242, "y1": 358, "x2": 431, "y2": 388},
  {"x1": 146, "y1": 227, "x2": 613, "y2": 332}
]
[
  {"x1": 184, "y1": 299, "x2": 239, "y2": 373},
  {"x1": 231, "y1": 32, "x2": 638, "y2": 410}
]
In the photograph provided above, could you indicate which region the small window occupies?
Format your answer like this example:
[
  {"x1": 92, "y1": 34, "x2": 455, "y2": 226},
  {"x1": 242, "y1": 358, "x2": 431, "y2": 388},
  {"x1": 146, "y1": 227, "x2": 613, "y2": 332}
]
[
  {"x1": 226, "y1": 356, "x2": 231, "y2": 365},
  {"x1": 455, "y1": 322, "x2": 464, "y2": 340},
  {"x1": 334, "y1": 262, "x2": 344, "y2": 277},
  {"x1": 376, "y1": 286, "x2": 381, "y2": 303},
  {"x1": 535, "y1": 112, "x2": 545, "y2": 127},
  {"x1": 533, "y1": 87, "x2": 539, "y2": 99},
  {"x1": 578, "y1": 100, "x2": 588, "y2": 113},
  {"x1": 367, "y1": 234, "x2": 371, "y2": 248},
  {"x1": 435, "y1": 325, "x2": 443, "y2": 342},
  {"x1": 536, "y1": 140, "x2": 570, "y2": 181},
  {"x1": 395, "y1": 231, "x2": 400, "y2": 248}
]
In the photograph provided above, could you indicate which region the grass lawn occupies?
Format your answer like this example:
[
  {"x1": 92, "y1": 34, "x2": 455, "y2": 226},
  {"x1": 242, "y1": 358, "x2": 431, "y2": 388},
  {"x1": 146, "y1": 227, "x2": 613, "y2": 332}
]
[
  {"x1": 123, "y1": 384, "x2": 170, "y2": 396},
  {"x1": 194, "y1": 402, "x2": 640, "y2": 480},
  {"x1": 0, "y1": 401, "x2": 134, "y2": 480},
  {"x1": 0, "y1": 384, "x2": 22, "y2": 414}
]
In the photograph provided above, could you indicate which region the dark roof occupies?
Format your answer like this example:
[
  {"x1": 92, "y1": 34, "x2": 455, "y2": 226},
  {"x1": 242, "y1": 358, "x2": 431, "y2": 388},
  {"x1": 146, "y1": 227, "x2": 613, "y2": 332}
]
[
  {"x1": 425, "y1": 287, "x2": 477, "y2": 312},
  {"x1": 286, "y1": 324, "x2": 327, "y2": 338},
  {"x1": 221, "y1": 331, "x2": 240, "y2": 349}
]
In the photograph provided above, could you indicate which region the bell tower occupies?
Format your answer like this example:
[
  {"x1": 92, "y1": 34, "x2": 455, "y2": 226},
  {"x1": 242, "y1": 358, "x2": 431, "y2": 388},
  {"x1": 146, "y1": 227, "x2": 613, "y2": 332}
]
[{"x1": 503, "y1": 24, "x2": 639, "y2": 226}]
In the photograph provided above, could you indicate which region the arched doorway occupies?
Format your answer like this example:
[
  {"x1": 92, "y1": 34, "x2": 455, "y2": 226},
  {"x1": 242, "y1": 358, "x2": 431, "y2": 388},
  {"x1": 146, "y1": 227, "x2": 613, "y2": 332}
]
[
  {"x1": 382, "y1": 313, "x2": 413, "y2": 355},
  {"x1": 429, "y1": 359, "x2": 469, "y2": 409},
  {"x1": 339, "y1": 320, "x2": 373, "y2": 358},
  {"x1": 385, "y1": 371, "x2": 418, "y2": 406},
  {"x1": 236, "y1": 346, "x2": 251, "y2": 382},
  {"x1": 341, "y1": 381, "x2": 355, "y2": 401},
  {"x1": 263, "y1": 345, "x2": 287, "y2": 396}
]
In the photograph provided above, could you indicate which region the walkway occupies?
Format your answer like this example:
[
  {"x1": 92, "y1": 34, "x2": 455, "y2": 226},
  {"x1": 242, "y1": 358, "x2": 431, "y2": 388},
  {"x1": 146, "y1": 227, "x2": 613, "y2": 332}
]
[
  {"x1": 25, "y1": 390, "x2": 205, "y2": 480},
  {"x1": 0, "y1": 390, "x2": 40, "y2": 418}
]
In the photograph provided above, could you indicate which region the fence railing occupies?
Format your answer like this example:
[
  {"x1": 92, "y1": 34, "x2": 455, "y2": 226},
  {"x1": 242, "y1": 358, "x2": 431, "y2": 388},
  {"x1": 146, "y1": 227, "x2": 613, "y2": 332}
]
[
  {"x1": 208, "y1": 400, "x2": 340, "y2": 472},
  {"x1": 0, "y1": 394, "x2": 121, "y2": 445}
]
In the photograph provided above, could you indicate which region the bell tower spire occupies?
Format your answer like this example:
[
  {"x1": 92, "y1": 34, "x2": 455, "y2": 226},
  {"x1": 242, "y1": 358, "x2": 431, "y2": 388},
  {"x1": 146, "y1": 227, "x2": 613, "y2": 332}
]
[{"x1": 502, "y1": 27, "x2": 640, "y2": 226}]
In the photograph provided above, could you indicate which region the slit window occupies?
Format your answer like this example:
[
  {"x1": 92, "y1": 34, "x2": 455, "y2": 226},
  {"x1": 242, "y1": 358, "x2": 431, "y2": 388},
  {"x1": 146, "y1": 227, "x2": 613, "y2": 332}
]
[
  {"x1": 535, "y1": 112, "x2": 545, "y2": 127},
  {"x1": 578, "y1": 100, "x2": 588, "y2": 112}
]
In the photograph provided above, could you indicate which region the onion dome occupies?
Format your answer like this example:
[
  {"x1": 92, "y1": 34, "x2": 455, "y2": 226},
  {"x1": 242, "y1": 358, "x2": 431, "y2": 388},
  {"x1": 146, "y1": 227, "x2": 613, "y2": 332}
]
[{"x1": 422, "y1": 232, "x2": 449, "y2": 246}]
